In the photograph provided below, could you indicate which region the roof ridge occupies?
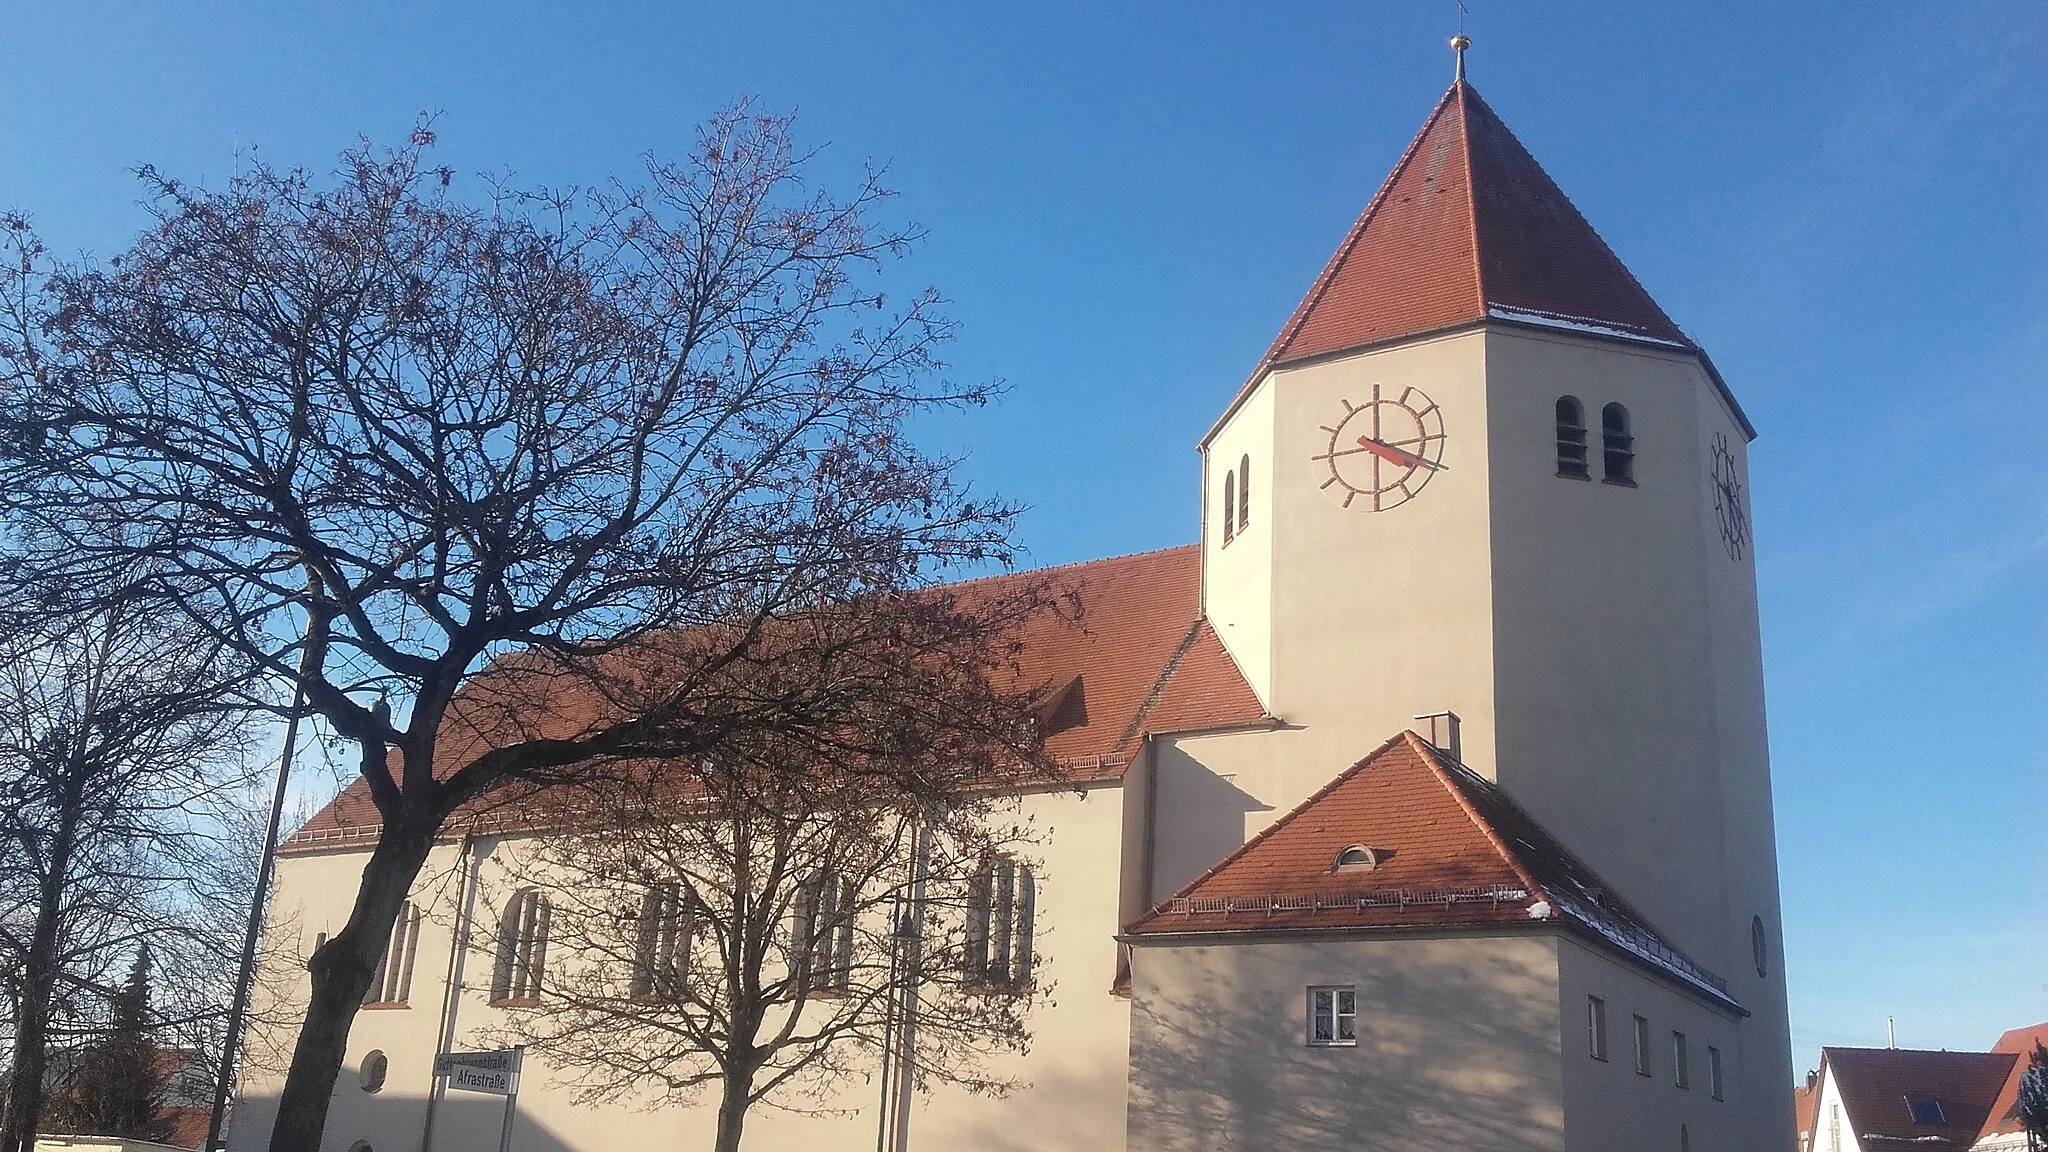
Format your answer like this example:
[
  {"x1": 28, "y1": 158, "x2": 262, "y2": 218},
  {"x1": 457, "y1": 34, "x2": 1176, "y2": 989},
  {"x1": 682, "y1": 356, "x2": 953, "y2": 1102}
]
[
  {"x1": 1116, "y1": 619, "x2": 1205, "y2": 751},
  {"x1": 1406, "y1": 733, "x2": 1551, "y2": 907},
  {"x1": 934, "y1": 541, "x2": 1198, "y2": 594},
  {"x1": 1453, "y1": 80, "x2": 1488, "y2": 319}
]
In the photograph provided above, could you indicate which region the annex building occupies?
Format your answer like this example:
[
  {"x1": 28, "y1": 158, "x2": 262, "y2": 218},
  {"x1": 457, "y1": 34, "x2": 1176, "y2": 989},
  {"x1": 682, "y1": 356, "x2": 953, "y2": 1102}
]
[{"x1": 234, "y1": 69, "x2": 1797, "y2": 1152}]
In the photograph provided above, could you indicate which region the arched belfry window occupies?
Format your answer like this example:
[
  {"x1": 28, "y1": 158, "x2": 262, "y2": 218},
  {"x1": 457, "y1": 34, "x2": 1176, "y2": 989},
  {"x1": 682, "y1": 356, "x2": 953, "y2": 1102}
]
[
  {"x1": 490, "y1": 887, "x2": 549, "y2": 1003},
  {"x1": 1237, "y1": 454, "x2": 1251, "y2": 530},
  {"x1": 1555, "y1": 396, "x2": 1590, "y2": 479},
  {"x1": 1602, "y1": 403, "x2": 1635, "y2": 485},
  {"x1": 1221, "y1": 470, "x2": 1236, "y2": 543}
]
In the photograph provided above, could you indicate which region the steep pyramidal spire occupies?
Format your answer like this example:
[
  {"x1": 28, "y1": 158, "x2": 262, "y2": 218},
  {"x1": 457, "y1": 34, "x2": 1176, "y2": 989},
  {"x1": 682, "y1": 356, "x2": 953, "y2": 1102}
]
[{"x1": 1262, "y1": 80, "x2": 1692, "y2": 368}]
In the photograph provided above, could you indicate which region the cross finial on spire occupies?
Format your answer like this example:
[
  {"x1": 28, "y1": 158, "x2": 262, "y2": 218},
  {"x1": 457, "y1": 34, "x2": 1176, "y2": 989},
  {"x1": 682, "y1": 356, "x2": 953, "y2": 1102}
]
[{"x1": 1452, "y1": 0, "x2": 1471, "y2": 81}]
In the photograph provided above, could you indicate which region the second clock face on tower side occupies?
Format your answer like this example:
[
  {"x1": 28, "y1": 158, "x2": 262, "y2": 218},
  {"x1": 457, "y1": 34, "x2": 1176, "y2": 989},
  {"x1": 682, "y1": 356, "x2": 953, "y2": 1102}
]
[
  {"x1": 1710, "y1": 431, "x2": 1749, "y2": 562},
  {"x1": 1312, "y1": 384, "x2": 1448, "y2": 511}
]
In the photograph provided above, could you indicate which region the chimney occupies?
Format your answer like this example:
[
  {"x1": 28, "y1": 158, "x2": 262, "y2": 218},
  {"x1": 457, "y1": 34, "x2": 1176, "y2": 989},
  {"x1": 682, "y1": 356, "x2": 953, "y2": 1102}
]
[
  {"x1": 1413, "y1": 711, "x2": 1462, "y2": 763},
  {"x1": 1805, "y1": 1070, "x2": 1818, "y2": 1090}
]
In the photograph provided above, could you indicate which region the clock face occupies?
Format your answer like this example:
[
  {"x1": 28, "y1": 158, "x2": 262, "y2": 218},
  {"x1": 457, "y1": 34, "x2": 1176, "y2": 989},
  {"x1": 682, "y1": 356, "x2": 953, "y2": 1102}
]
[
  {"x1": 1312, "y1": 384, "x2": 1448, "y2": 511},
  {"x1": 1710, "y1": 431, "x2": 1749, "y2": 562}
]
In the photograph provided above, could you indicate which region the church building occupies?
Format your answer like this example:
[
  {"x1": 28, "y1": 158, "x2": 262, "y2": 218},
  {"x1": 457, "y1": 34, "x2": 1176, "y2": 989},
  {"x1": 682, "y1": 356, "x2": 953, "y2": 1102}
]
[{"x1": 234, "y1": 59, "x2": 1796, "y2": 1152}]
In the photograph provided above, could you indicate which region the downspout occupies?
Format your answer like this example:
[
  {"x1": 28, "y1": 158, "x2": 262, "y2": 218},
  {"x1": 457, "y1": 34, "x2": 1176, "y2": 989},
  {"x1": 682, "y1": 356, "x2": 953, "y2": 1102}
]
[{"x1": 421, "y1": 834, "x2": 488, "y2": 1152}]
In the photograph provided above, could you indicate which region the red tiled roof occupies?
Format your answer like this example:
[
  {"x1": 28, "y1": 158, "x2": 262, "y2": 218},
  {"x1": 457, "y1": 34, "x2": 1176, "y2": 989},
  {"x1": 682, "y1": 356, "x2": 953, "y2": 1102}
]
[
  {"x1": 1985, "y1": 1021, "x2": 2048, "y2": 1136},
  {"x1": 284, "y1": 546, "x2": 1269, "y2": 850},
  {"x1": 160, "y1": 1105, "x2": 209, "y2": 1150},
  {"x1": 1205, "y1": 78, "x2": 1758, "y2": 448},
  {"x1": 1820, "y1": 1047, "x2": 2017, "y2": 1148},
  {"x1": 1264, "y1": 79, "x2": 1690, "y2": 368},
  {"x1": 1795, "y1": 1080, "x2": 1820, "y2": 1150},
  {"x1": 1128, "y1": 731, "x2": 1738, "y2": 1010}
]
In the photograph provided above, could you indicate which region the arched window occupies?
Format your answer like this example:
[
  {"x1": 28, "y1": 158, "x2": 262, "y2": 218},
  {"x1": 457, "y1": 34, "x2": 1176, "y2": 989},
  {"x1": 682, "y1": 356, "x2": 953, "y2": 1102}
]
[
  {"x1": 964, "y1": 854, "x2": 1034, "y2": 990},
  {"x1": 792, "y1": 873, "x2": 855, "y2": 993},
  {"x1": 1333, "y1": 845, "x2": 1379, "y2": 873},
  {"x1": 365, "y1": 900, "x2": 421, "y2": 1005},
  {"x1": 1221, "y1": 470, "x2": 1236, "y2": 543},
  {"x1": 1555, "y1": 396, "x2": 1589, "y2": 479},
  {"x1": 1602, "y1": 403, "x2": 1635, "y2": 484},
  {"x1": 630, "y1": 881, "x2": 691, "y2": 999},
  {"x1": 490, "y1": 888, "x2": 549, "y2": 1003},
  {"x1": 1237, "y1": 454, "x2": 1251, "y2": 530}
]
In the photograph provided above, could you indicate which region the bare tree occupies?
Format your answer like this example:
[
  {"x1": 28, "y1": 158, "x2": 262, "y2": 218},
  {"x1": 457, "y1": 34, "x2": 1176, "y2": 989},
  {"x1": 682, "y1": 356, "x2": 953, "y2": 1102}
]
[
  {"x1": 489, "y1": 726, "x2": 1048, "y2": 1152},
  {"x1": 2021, "y1": 1041, "x2": 2048, "y2": 1152},
  {"x1": 0, "y1": 105, "x2": 1038, "y2": 1151},
  {"x1": 0, "y1": 580, "x2": 254, "y2": 1152}
]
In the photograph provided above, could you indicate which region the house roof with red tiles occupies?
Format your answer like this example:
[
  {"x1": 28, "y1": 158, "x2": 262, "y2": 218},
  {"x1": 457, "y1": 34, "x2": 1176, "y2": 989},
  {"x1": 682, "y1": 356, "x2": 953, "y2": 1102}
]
[
  {"x1": 283, "y1": 545, "x2": 1269, "y2": 852},
  {"x1": 1126, "y1": 731, "x2": 1741, "y2": 1012},
  {"x1": 1795, "y1": 1077, "x2": 1820, "y2": 1151},
  {"x1": 1983, "y1": 1021, "x2": 2048, "y2": 1138},
  {"x1": 1819, "y1": 1046, "x2": 2018, "y2": 1149},
  {"x1": 1205, "y1": 78, "x2": 1753, "y2": 445}
]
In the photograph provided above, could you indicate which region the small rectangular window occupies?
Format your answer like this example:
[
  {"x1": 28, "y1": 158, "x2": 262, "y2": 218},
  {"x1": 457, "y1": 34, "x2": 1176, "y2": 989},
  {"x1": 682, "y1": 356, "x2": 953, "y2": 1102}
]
[
  {"x1": 1633, "y1": 1014, "x2": 1652, "y2": 1076},
  {"x1": 1708, "y1": 1045, "x2": 1724, "y2": 1101},
  {"x1": 1587, "y1": 996, "x2": 1608, "y2": 1061},
  {"x1": 1307, "y1": 986, "x2": 1357, "y2": 1047},
  {"x1": 1672, "y1": 1031, "x2": 1690, "y2": 1089}
]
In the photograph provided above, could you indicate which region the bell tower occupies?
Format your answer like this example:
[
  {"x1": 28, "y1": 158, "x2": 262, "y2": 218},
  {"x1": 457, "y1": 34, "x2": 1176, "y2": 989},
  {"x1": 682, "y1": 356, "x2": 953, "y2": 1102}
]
[{"x1": 1196, "y1": 73, "x2": 1791, "y2": 1148}]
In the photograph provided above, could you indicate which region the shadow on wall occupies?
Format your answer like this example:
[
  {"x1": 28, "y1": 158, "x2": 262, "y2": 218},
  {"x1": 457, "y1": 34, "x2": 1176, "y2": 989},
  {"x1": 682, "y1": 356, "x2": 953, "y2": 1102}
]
[
  {"x1": 1151, "y1": 748, "x2": 1274, "y2": 897},
  {"x1": 1127, "y1": 938, "x2": 1566, "y2": 1152},
  {"x1": 227, "y1": 1089, "x2": 585, "y2": 1152}
]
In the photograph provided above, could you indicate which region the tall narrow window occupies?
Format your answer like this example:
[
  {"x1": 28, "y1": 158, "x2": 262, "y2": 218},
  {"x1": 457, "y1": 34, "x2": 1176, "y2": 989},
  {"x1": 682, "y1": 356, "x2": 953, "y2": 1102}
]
[
  {"x1": 1587, "y1": 996, "x2": 1609, "y2": 1060},
  {"x1": 1708, "y1": 1045, "x2": 1724, "y2": 1101},
  {"x1": 1222, "y1": 471, "x2": 1236, "y2": 543},
  {"x1": 490, "y1": 888, "x2": 549, "y2": 1003},
  {"x1": 793, "y1": 873, "x2": 856, "y2": 993},
  {"x1": 1633, "y1": 1014, "x2": 1653, "y2": 1076},
  {"x1": 1237, "y1": 454, "x2": 1252, "y2": 530},
  {"x1": 1555, "y1": 396, "x2": 1590, "y2": 479},
  {"x1": 631, "y1": 881, "x2": 691, "y2": 999},
  {"x1": 1829, "y1": 1104, "x2": 1842, "y2": 1151},
  {"x1": 964, "y1": 855, "x2": 1034, "y2": 989},
  {"x1": 365, "y1": 901, "x2": 421, "y2": 1005},
  {"x1": 1673, "y1": 1031, "x2": 1691, "y2": 1088},
  {"x1": 1602, "y1": 402, "x2": 1635, "y2": 484},
  {"x1": 1307, "y1": 986, "x2": 1357, "y2": 1047}
]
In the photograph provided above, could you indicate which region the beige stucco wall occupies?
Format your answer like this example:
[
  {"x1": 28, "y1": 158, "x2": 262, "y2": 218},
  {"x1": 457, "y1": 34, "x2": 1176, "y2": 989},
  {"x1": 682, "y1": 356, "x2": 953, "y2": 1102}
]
[
  {"x1": 1202, "y1": 376, "x2": 1277, "y2": 707},
  {"x1": 1126, "y1": 932, "x2": 1565, "y2": 1152},
  {"x1": 232, "y1": 784, "x2": 1135, "y2": 1152},
  {"x1": 1554, "y1": 933, "x2": 1752, "y2": 1152}
]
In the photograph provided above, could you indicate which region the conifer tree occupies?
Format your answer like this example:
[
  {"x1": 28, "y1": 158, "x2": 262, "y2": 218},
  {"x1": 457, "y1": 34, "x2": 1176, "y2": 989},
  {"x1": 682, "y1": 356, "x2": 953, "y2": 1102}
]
[
  {"x1": 44, "y1": 946, "x2": 168, "y2": 1141},
  {"x1": 2019, "y1": 1041, "x2": 2048, "y2": 1152}
]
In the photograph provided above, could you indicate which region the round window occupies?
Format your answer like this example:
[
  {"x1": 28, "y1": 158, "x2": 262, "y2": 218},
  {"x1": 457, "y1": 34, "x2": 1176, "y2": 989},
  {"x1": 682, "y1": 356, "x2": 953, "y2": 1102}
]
[
  {"x1": 1750, "y1": 915, "x2": 1768, "y2": 978},
  {"x1": 359, "y1": 1050, "x2": 388, "y2": 1093}
]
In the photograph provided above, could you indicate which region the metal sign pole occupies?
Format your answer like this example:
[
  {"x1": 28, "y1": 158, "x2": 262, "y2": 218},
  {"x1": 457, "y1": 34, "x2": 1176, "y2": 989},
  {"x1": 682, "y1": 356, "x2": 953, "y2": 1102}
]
[{"x1": 496, "y1": 1045, "x2": 524, "y2": 1152}]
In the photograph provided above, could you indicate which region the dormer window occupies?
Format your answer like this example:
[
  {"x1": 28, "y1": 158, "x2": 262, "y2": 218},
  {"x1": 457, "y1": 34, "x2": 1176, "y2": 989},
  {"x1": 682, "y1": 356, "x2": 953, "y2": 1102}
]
[
  {"x1": 1333, "y1": 845, "x2": 1379, "y2": 873},
  {"x1": 1222, "y1": 470, "x2": 1236, "y2": 543},
  {"x1": 1602, "y1": 402, "x2": 1635, "y2": 485},
  {"x1": 1555, "y1": 396, "x2": 1589, "y2": 479}
]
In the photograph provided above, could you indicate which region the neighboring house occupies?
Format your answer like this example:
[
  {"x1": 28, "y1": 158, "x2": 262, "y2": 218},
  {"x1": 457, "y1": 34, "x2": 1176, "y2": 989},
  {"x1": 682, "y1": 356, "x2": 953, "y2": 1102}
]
[
  {"x1": 38, "y1": 1045, "x2": 210, "y2": 1151},
  {"x1": 1797, "y1": 1072, "x2": 1821, "y2": 1151},
  {"x1": 232, "y1": 59, "x2": 1795, "y2": 1152},
  {"x1": 1803, "y1": 1046, "x2": 2018, "y2": 1152},
  {"x1": 1976, "y1": 1021, "x2": 2048, "y2": 1151}
]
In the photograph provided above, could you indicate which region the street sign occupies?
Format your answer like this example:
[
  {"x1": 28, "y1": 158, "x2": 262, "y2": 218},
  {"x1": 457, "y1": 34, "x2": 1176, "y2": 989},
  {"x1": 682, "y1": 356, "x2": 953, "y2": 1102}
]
[
  {"x1": 434, "y1": 1049, "x2": 522, "y2": 1076},
  {"x1": 445, "y1": 1063, "x2": 515, "y2": 1096},
  {"x1": 434, "y1": 1049, "x2": 523, "y2": 1095}
]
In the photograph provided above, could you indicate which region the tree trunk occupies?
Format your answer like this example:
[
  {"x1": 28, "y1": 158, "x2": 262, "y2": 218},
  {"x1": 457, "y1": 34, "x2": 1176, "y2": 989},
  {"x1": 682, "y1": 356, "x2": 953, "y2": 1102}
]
[
  {"x1": 712, "y1": 1061, "x2": 756, "y2": 1152},
  {"x1": 264, "y1": 811, "x2": 438, "y2": 1152},
  {"x1": 0, "y1": 770, "x2": 85, "y2": 1152}
]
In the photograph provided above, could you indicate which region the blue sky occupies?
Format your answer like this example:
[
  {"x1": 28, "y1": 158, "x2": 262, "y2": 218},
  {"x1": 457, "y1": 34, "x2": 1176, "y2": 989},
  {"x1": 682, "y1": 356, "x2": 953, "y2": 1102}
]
[{"x1": 4, "y1": 1, "x2": 2041, "y2": 1077}]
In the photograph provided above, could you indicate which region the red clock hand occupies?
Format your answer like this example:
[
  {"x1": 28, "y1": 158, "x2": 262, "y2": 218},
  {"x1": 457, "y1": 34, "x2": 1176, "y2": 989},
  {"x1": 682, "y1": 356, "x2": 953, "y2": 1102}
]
[{"x1": 1356, "y1": 436, "x2": 1444, "y2": 472}]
